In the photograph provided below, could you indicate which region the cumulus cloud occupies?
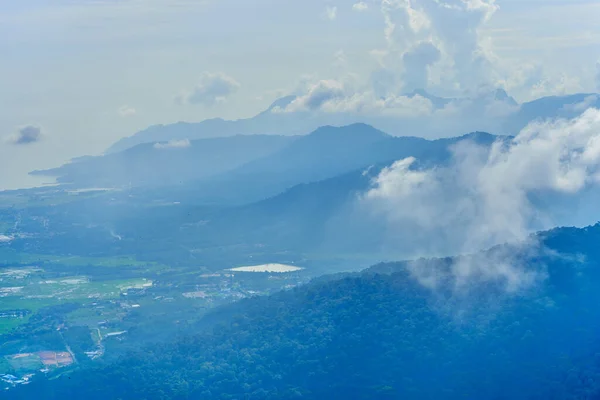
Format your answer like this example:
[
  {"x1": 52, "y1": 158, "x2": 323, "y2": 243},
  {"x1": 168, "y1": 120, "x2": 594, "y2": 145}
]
[
  {"x1": 324, "y1": 6, "x2": 337, "y2": 20},
  {"x1": 6, "y1": 125, "x2": 44, "y2": 145},
  {"x1": 370, "y1": 68, "x2": 397, "y2": 98},
  {"x1": 284, "y1": 80, "x2": 346, "y2": 112},
  {"x1": 279, "y1": 78, "x2": 434, "y2": 116},
  {"x1": 321, "y1": 91, "x2": 434, "y2": 116},
  {"x1": 118, "y1": 105, "x2": 137, "y2": 117},
  {"x1": 402, "y1": 41, "x2": 442, "y2": 92},
  {"x1": 501, "y1": 64, "x2": 543, "y2": 92},
  {"x1": 363, "y1": 108, "x2": 600, "y2": 292},
  {"x1": 284, "y1": 0, "x2": 519, "y2": 118},
  {"x1": 376, "y1": 0, "x2": 499, "y2": 94},
  {"x1": 352, "y1": 2, "x2": 368, "y2": 11},
  {"x1": 176, "y1": 72, "x2": 240, "y2": 106},
  {"x1": 530, "y1": 73, "x2": 582, "y2": 99},
  {"x1": 153, "y1": 139, "x2": 191, "y2": 149}
]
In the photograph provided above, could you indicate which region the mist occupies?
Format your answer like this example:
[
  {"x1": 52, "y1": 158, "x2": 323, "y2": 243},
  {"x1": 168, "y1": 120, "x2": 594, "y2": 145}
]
[{"x1": 363, "y1": 107, "x2": 600, "y2": 292}]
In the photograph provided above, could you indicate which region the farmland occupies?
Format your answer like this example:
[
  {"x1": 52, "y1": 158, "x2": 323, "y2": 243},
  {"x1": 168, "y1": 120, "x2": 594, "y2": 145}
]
[{"x1": 0, "y1": 248, "x2": 309, "y2": 388}]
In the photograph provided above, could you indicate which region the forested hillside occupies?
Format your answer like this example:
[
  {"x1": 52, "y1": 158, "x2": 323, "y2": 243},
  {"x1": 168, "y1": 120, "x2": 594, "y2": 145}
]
[{"x1": 9, "y1": 223, "x2": 600, "y2": 400}]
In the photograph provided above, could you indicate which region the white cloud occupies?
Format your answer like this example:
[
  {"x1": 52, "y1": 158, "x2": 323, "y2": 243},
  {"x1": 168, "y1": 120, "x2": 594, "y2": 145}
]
[
  {"x1": 321, "y1": 92, "x2": 434, "y2": 116},
  {"x1": 277, "y1": 73, "x2": 521, "y2": 119},
  {"x1": 496, "y1": 63, "x2": 541, "y2": 90},
  {"x1": 6, "y1": 125, "x2": 44, "y2": 145},
  {"x1": 118, "y1": 105, "x2": 137, "y2": 117},
  {"x1": 176, "y1": 72, "x2": 240, "y2": 106},
  {"x1": 352, "y1": 2, "x2": 369, "y2": 12},
  {"x1": 401, "y1": 41, "x2": 442, "y2": 92},
  {"x1": 364, "y1": 107, "x2": 600, "y2": 292},
  {"x1": 153, "y1": 138, "x2": 191, "y2": 149},
  {"x1": 279, "y1": 78, "x2": 434, "y2": 117},
  {"x1": 530, "y1": 73, "x2": 583, "y2": 99},
  {"x1": 376, "y1": 0, "x2": 500, "y2": 95},
  {"x1": 0, "y1": 235, "x2": 13, "y2": 243},
  {"x1": 283, "y1": 79, "x2": 346, "y2": 112},
  {"x1": 324, "y1": 6, "x2": 337, "y2": 21}
]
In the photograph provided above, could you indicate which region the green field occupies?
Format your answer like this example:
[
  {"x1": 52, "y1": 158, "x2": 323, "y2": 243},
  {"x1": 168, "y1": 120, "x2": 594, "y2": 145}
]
[
  {"x1": 0, "y1": 297, "x2": 61, "y2": 334},
  {"x1": 0, "y1": 264, "x2": 153, "y2": 334},
  {"x1": 0, "y1": 296, "x2": 61, "y2": 313},
  {"x1": 2, "y1": 277, "x2": 150, "y2": 300},
  {"x1": 0, "y1": 249, "x2": 163, "y2": 337},
  {"x1": 0, "y1": 248, "x2": 164, "y2": 269},
  {"x1": 0, "y1": 318, "x2": 30, "y2": 337},
  {"x1": 5, "y1": 354, "x2": 43, "y2": 372}
]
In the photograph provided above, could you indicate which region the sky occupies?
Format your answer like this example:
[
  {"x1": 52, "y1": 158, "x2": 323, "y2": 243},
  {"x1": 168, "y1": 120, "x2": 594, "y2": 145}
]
[{"x1": 1, "y1": 0, "x2": 600, "y2": 190}]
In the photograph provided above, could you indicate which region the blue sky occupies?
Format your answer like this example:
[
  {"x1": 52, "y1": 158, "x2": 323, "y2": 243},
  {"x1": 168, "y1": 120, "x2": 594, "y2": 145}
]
[{"x1": 0, "y1": 0, "x2": 599, "y2": 189}]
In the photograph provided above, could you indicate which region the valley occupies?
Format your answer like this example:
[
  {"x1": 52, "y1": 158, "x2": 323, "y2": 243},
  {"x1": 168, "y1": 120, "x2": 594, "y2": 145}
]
[
  {"x1": 0, "y1": 248, "x2": 314, "y2": 389},
  {"x1": 3, "y1": 2, "x2": 600, "y2": 398}
]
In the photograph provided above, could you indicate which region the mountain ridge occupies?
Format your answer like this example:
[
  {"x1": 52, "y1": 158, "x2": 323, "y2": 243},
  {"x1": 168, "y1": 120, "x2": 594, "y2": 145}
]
[{"x1": 104, "y1": 91, "x2": 598, "y2": 154}]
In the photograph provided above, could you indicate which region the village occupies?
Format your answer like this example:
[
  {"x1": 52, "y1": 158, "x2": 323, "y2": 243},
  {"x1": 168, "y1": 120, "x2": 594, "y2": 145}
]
[{"x1": 1, "y1": 261, "x2": 308, "y2": 389}]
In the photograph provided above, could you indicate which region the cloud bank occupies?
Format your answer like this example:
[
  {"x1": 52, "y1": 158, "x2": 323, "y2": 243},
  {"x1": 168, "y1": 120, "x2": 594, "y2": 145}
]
[
  {"x1": 277, "y1": 75, "x2": 517, "y2": 121},
  {"x1": 281, "y1": 0, "x2": 598, "y2": 120},
  {"x1": 276, "y1": 0, "x2": 525, "y2": 120},
  {"x1": 363, "y1": 108, "x2": 600, "y2": 292},
  {"x1": 177, "y1": 72, "x2": 240, "y2": 106}
]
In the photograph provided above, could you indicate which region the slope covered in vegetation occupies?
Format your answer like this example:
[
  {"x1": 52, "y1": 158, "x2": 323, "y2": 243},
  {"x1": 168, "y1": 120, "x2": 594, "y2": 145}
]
[{"x1": 8, "y1": 224, "x2": 600, "y2": 400}]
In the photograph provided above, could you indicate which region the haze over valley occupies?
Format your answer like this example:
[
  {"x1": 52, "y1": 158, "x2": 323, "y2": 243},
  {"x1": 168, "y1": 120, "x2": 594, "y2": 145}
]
[{"x1": 2, "y1": 0, "x2": 600, "y2": 398}]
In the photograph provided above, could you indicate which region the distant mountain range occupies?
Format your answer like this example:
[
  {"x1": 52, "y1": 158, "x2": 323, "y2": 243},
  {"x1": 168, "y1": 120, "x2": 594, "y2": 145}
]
[
  {"x1": 12, "y1": 115, "x2": 600, "y2": 264},
  {"x1": 31, "y1": 135, "x2": 296, "y2": 188},
  {"x1": 32, "y1": 122, "x2": 503, "y2": 200},
  {"x1": 30, "y1": 90, "x2": 599, "y2": 194},
  {"x1": 104, "y1": 95, "x2": 307, "y2": 154},
  {"x1": 102, "y1": 90, "x2": 598, "y2": 155},
  {"x1": 10, "y1": 128, "x2": 508, "y2": 261}
]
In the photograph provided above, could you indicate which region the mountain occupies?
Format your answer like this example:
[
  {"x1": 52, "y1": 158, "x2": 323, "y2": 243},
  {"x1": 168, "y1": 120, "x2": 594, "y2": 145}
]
[
  {"x1": 504, "y1": 93, "x2": 600, "y2": 133},
  {"x1": 406, "y1": 88, "x2": 454, "y2": 108},
  {"x1": 9, "y1": 223, "x2": 600, "y2": 400},
  {"x1": 30, "y1": 135, "x2": 296, "y2": 188},
  {"x1": 30, "y1": 123, "x2": 441, "y2": 193},
  {"x1": 406, "y1": 88, "x2": 518, "y2": 109},
  {"x1": 479, "y1": 88, "x2": 519, "y2": 106},
  {"x1": 102, "y1": 93, "x2": 510, "y2": 155},
  {"x1": 105, "y1": 96, "x2": 307, "y2": 154},
  {"x1": 103, "y1": 91, "x2": 598, "y2": 155},
  {"x1": 222, "y1": 123, "x2": 393, "y2": 182},
  {"x1": 140, "y1": 126, "x2": 502, "y2": 206},
  {"x1": 7, "y1": 130, "x2": 505, "y2": 264}
]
